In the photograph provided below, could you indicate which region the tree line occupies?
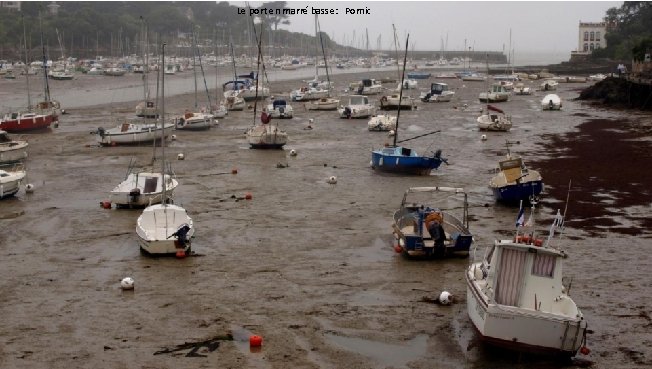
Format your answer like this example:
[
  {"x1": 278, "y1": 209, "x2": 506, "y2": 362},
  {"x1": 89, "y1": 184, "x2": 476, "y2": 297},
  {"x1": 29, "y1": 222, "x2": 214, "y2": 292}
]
[
  {"x1": 0, "y1": 1, "x2": 350, "y2": 61},
  {"x1": 593, "y1": 1, "x2": 652, "y2": 61}
]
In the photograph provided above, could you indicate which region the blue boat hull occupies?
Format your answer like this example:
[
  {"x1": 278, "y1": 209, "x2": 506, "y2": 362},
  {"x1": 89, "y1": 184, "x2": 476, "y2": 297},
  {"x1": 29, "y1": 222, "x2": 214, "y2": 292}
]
[
  {"x1": 491, "y1": 180, "x2": 544, "y2": 203},
  {"x1": 371, "y1": 151, "x2": 443, "y2": 175},
  {"x1": 407, "y1": 72, "x2": 431, "y2": 79}
]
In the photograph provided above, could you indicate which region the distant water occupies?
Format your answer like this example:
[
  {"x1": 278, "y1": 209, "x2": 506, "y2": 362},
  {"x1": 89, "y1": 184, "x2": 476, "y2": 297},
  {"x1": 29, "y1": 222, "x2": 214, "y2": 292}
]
[{"x1": 512, "y1": 50, "x2": 571, "y2": 66}]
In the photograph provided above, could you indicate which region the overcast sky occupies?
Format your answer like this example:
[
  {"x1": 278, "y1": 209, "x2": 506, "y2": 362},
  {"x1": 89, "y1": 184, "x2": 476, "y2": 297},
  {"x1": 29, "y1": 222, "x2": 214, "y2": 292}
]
[{"x1": 237, "y1": 1, "x2": 622, "y2": 56}]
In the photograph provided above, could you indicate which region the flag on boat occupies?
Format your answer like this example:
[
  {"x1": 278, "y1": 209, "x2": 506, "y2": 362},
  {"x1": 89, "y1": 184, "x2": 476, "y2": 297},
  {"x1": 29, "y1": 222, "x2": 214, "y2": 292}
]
[
  {"x1": 515, "y1": 207, "x2": 525, "y2": 227},
  {"x1": 487, "y1": 105, "x2": 504, "y2": 114}
]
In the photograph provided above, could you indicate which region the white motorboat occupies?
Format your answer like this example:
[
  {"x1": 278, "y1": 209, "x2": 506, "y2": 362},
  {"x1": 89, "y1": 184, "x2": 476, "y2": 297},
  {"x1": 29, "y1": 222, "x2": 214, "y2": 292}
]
[
  {"x1": 0, "y1": 167, "x2": 26, "y2": 199},
  {"x1": 290, "y1": 85, "x2": 329, "y2": 101},
  {"x1": 379, "y1": 94, "x2": 416, "y2": 110},
  {"x1": 398, "y1": 79, "x2": 418, "y2": 90},
  {"x1": 420, "y1": 82, "x2": 455, "y2": 102},
  {"x1": 541, "y1": 94, "x2": 562, "y2": 110},
  {"x1": 0, "y1": 130, "x2": 28, "y2": 164},
  {"x1": 267, "y1": 99, "x2": 294, "y2": 119},
  {"x1": 479, "y1": 84, "x2": 510, "y2": 103},
  {"x1": 110, "y1": 171, "x2": 179, "y2": 208},
  {"x1": 540, "y1": 79, "x2": 558, "y2": 91},
  {"x1": 513, "y1": 83, "x2": 532, "y2": 95},
  {"x1": 175, "y1": 111, "x2": 216, "y2": 130},
  {"x1": 338, "y1": 95, "x2": 375, "y2": 119},
  {"x1": 95, "y1": 121, "x2": 175, "y2": 146},
  {"x1": 350, "y1": 78, "x2": 383, "y2": 95},
  {"x1": 477, "y1": 105, "x2": 512, "y2": 131},
  {"x1": 211, "y1": 103, "x2": 228, "y2": 118},
  {"x1": 86, "y1": 66, "x2": 105, "y2": 75},
  {"x1": 137, "y1": 43, "x2": 194, "y2": 256},
  {"x1": 307, "y1": 97, "x2": 340, "y2": 111},
  {"x1": 466, "y1": 208, "x2": 588, "y2": 357},
  {"x1": 368, "y1": 114, "x2": 397, "y2": 131},
  {"x1": 49, "y1": 70, "x2": 74, "y2": 80}
]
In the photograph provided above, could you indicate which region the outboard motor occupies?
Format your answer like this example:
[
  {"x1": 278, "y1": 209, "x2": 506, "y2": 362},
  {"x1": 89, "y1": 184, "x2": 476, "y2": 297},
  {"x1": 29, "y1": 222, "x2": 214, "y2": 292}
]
[
  {"x1": 97, "y1": 127, "x2": 106, "y2": 138},
  {"x1": 343, "y1": 106, "x2": 352, "y2": 118},
  {"x1": 173, "y1": 223, "x2": 191, "y2": 247},
  {"x1": 421, "y1": 93, "x2": 432, "y2": 102},
  {"x1": 129, "y1": 188, "x2": 141, "y2": 204}
]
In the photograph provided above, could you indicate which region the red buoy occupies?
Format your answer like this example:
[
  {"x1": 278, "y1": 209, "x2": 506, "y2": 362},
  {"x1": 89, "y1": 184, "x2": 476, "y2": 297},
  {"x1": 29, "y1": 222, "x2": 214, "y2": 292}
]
[
  {"x1": 580, "y1": 346, "x2": 590, "y2": 355},
  {"x1": 176, "y1": 250, "x2": 186, "y2": 259},
  {"x1": 100, "y1": 201, "x2": 111, "y2": 209},
  {"x1": 393, "y1": 244, "x2": 403, "y2": 253},
  {"x1": 244, "y1": 192, "x2": 253, "y2": 200},
  {"x1": 231, "y1": 167, "x2": 238, "y2": 174},
  {"x1": 249, "y1": 335, "x2": 263, "y2": 347}
]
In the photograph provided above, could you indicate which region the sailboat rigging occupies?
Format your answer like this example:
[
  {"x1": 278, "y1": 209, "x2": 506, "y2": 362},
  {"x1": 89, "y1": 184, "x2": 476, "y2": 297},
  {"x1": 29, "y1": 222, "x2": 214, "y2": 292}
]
[{"x1": 370, "y1": 33, "x2": 447, "y2": 176}]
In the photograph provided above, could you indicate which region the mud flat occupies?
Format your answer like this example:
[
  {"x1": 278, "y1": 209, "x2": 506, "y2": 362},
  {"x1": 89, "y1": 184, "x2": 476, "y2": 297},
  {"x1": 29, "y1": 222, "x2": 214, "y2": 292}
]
[{"x1": 0, "y1": 71, "x2": 651, "y2": 368}]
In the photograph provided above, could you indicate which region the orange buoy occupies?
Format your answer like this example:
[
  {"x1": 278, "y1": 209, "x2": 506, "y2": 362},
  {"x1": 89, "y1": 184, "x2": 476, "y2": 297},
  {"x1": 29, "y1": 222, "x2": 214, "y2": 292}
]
[
  {"x1": 176, "y1": 250, "x2": 186, "y2": 258},
  {"x1": 533, "y1": 238, "x2": 543, "y2": 247},
  {"x1": 231, "y1": 167, "x2": 238, "y2": 174},
  {"x1": 249, "y1": 335, "x2": 263, "y2": 347},
  {"x1": 244, "y1": 192, "x2": 253, "y2": 200},
  {"x1": 580, "y1": 346, "x2": 590, "y2": 355},
  {"x1": 100, "y1": 201, "x2": 111, "y2": 209},
  {"x1": 393, "y1": 244, "x2": 403, "y2": 253}
]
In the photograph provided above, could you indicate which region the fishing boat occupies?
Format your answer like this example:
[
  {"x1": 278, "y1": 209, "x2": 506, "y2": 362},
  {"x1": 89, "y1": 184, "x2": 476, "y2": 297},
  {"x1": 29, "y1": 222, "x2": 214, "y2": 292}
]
[
  {"x1": 379, "y1": 93, "x2": 416, "y2": 110},
  {"x1": 0, "y1": 166, "x2": 26, "y2": 199},
  {"x1": 267, "y1": 99, "x2": 294, "y2": 119},
  {"x1": 489, "y1": 144, "x2": 544, "y2": 203},
  {"x1": 338, "y1": 95, "x2": 375, "y2": 118},
  {"x1": 466, "y1": 205, "x2": 589, "y2": 357},
  {"x1": 477, "y1": 105, "x2": 512, "y2": 131},
  {"x1": 399, "y1": 79, "x2": 418, "y2": 90},
  {"x1": 541, "y1": 94, "x2": 562, "y2": 110},
  {"x1": 420, "y1": 82, "x2": 455, "y2": 102},
  {"x1": 368, "y1": 114, "x2": 396, "y2": 131},
  {"x1": 479, "y1": 83, "x2": 510, "y2": 103},
  {"x1": 350, "y1": 78, "x2": 383, "y2": 95},
  {"x1": 371, "y1": 34, "x2": 447, "y2": 176},
  {"x1": 392, "y1": 186, "x2": 473, "y2": 257},
  {"x1": 0, "y1": 130, "x2": 28, "y2": 164},
  {"x1": 136, "y1": 43, "x2": 194, "y2": 256},
  {"x1": 94, "y1": 120, "x2": 175, "y2": 146}
]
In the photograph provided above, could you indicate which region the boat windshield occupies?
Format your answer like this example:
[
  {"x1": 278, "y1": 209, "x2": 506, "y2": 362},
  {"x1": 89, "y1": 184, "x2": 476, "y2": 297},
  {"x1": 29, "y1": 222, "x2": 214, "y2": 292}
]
[
  {"x1": 349, "y1": 96, "x2": 368, "y2": 105},
  {"x1": 432, "y1": 83, "x2": 448, "y2": 93}
]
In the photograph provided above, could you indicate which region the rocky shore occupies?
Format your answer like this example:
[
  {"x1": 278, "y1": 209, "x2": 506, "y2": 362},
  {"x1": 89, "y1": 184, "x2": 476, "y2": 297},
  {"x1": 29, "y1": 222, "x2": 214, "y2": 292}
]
[{"x1": 578, "y1": 76, "x2": 652, "y2": 110}]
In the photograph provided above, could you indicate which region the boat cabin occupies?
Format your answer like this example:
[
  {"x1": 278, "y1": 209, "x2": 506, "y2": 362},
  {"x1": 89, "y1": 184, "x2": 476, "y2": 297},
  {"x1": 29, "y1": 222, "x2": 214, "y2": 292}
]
[
  {"x1": 347, "y1": 95, "x2": 370, "y2": 106},
  {"x1": 272, "y1": 99, "x2": 288, "y2": 109},
  {"x1": 498, "y1": 157, "x2": 525, "y2": 183},
  {"x1": 430, "y1": 83, "x2": 450, "y2": 94}
]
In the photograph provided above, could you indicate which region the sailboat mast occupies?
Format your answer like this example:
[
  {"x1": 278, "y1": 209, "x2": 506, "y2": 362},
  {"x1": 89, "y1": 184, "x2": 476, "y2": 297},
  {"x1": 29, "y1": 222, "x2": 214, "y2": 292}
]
[
  {"x1": 392, "y1": 24, "x2": 400, "y2": 81},
  {"x1": 39, "y1": 13, "x2": 51, "y2": 104},
  {"x1": 317, "y1": 18, "x2": 332, "y2": 97},
  {"x1": 161, "y1": 42, "x2": 167, "y2": 204},
  {"x1": 192, "y1": 26, "x2": 198, "y2": 109},
  {"x1": 22, "y1": 15, "x2": 31, "y2": 109},
  {"x1": 313, "y1": 15, "x2": 319, "y2": 80},
  {"x1": 393, "y1": 33, "x2": 409, "y2": 147}
]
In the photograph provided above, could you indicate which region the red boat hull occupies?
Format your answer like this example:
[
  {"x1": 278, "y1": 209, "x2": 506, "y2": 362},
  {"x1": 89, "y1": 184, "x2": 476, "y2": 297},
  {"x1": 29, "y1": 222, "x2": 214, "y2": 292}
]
[{"x1": 0, "y1": 114, "x2": 54, "y2": 132}]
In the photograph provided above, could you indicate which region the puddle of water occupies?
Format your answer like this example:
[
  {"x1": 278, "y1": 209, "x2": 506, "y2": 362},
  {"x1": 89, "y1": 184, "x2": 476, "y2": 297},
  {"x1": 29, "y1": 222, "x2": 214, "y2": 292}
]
[{"x1": 324, "y1": 333, "x2": 428, "y2": 368}]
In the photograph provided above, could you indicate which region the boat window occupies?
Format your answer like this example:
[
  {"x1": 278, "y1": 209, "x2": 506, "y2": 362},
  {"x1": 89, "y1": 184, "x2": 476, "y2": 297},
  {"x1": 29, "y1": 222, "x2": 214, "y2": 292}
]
[
  {"x1": 532, "y1": 253, "x2": 556, "y2": 277},
  {"x1": 382, "y1": 148, "x2": 395, "y2": 155},
  {"x1": 0, "y1": 173, "x2": 7, "y2": 177},
  {"x1": 494, "y1": 248, "x2": 527, "y2": 306},
  {"x1": 401, "y1": 147, "x2": 412, "y2": 156}
]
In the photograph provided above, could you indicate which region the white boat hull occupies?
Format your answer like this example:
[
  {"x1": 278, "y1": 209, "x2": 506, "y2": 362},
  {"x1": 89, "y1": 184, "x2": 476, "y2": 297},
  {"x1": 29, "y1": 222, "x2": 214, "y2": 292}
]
[
  {"x1": 541, "y1": 94, "x2": 562, "y2": 110},
  {"x1": 110, "y1": 172, "x2": 179, "y2": 208},
  {"x1": 136, "y1": 204, "x2": 194, "y2": 255},
  {"x1": 477, "y1": 114, "x2": 512, "y2": 131},
  {"x1": 467, "y1": 273, "x2": 586, "y2": 356},
  {"x1": 0, "y1": 143, "x2": 28, "y2": 164},
  {"x1": 175, "y1": 113, "x2": 216, "y2": 130},
  {"x1": 0, "y1": 169, "x2": 25, "y2": 198},
  {"x1": 96, "y1": 122, "x2": 175, "y2": 145},
  {"x1": 307, "y1": 98, "x2": 339, "y2": 110},
  {"x1": 368, "y1": 115, "x2": 397, "y2": 131},
  {"x1": 246, "y1": 125, "x2": 288, "y2": 149}
]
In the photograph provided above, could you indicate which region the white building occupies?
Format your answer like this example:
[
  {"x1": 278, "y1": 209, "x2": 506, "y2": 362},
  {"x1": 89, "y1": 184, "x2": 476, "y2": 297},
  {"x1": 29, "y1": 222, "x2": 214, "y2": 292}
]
[
  {"x1": 576, "y1": 21, "x2": 607, "y2": 54},
  {"x1": 0, "y1": 1, "x2": 21, "y2": 11}
]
